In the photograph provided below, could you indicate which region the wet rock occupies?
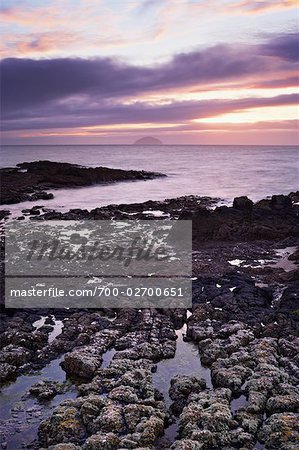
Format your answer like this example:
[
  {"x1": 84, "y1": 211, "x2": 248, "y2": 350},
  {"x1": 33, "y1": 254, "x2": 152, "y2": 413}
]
[
  {"x1": 38, "y1": 405, "x2": 86, "y2": 447},
  {"x1": 279, "y1": 286, "x2": 299, "y2": 312},
  {"x1": 41, "y1": 444, "x2": 81, "y2": 450},
  {"x1": 77, "y1": 359, "x2": 154, "y2": 397},
  {"x1": 199, "y1": 325, "x2": 254, "y2": 365},
  {"x1": 288, "y1": 247, "x2": 299, "y2": 262},
  {"x1": 1, "y1": 193, "x2": 299, "y2": 450},
  {"x1": 169, "y1": 375, "x2": 206, "y2": 415},
  {"x1": 259, "y1": 412, "x2": 299, "y2": 449},
  {"x1": 80, "y1": 395, "x2": 106, "y2": 434},
  {"x1": 114, "y1": 341, "x2": 176, "y2": 362},
  {"x1": 169, "y1": 375, "x2": 207, "y2": 401},
  {"x1": 98, "y1": 403, "x2": 124, "y2": 434},
  {"x1": 235, "y1": 409, "x2": 262, "y2": 435},
  {"x1": 135, "y1": 414, "x2": 165, "y2": 446},
  {"x1": 31, "y1": 313, "x2": 112, "y2": 372},
  {"x1": 0, "y1": 160, "x2": 166, "y2": 205},
  {"x1": 0, "y1": 210, "x2": 10, "y2": 220},
  {"x1": 211, "y1": 359, "x2": 252, "y2": 394},
  {"x1": 62, "y1": 349, "x2": 102, "y2": 379},
  {"x1": 0, "y1": 345, "x2": 32, "y2": 367},
  {"x1": 266, "y1": 393, "x2": 299, "y2": 414},
  {"x1": 108, "y1": 385, "x2": 139, "y2": 403},
  {"x1": 123, "y1": 403, "x2": 165, "y2": 444},
  {"x1": 0, "y1": 362, "x2": 16, "y2": 382},
  {"x1": 233, "y1": 196, "x2": 253, "y2": 210},
  {"x1": 30, "y1": 380, "x2": 65, "y2": 400},
  {"x1": 171, "y1": 439, "x2": 208, "y2": 449},
  {"x1": 28, "y1": 207, "x2": 41, "y2": 215},
  {"x1": 82, "y1": 432, "x2": 120, "y2": 450},
  {"x1": 270, "y1": 194, "x2": 292, "y2": 210},
  {"x1": 175, "y1": 388, "x2": 239, "y2": 448}
]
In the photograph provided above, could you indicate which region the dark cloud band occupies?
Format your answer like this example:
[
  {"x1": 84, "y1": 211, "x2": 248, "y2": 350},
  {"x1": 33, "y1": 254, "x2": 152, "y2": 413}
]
[{"x1": 1, "y1": 33, "x2": 298, "y2": 131}]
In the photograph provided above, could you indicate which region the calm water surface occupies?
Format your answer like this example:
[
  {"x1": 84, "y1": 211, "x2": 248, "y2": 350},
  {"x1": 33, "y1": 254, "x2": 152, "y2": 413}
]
[{"x1": 1, "y1": 145, "x2": 298, "y2": 213}]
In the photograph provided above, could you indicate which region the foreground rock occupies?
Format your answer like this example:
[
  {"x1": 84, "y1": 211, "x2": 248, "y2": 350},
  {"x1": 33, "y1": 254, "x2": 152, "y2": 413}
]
[
  {"x1": 30, "y1": 379, "x2": 66, "y2": 400},
  {"x1": 0, "y1": 311, "x2": 111, "y2": 383},
  {"x1": 38, "y1": 310, "x2": 175, "y2": 449},
  {"x1": 0, "y1": 160, "x2": 166, "y2": 204},
  {"x1": 188, "y1": 193, "x2": 299, "y2": 242},
  {"x1": 0, "y1": 192, "x2": 298, "y2": 449}
]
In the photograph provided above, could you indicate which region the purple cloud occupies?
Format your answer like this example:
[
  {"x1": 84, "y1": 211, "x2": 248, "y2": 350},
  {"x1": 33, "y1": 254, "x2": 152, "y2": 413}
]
[
  {"x1": 3, "y1": 48, "x2": 262, "y2": 113},
  {"x1": 2, "y1": 93, "x2": 298, "y2": 131},
  {"x1": 1, "y1": 33, "x2": 298, "y2": 132},
  {"x1": 261, "y1": 33, "x2": 299, "y2": 62}
]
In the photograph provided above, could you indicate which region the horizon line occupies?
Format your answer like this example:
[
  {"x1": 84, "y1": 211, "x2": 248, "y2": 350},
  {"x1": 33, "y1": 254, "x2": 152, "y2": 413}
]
[{"x1": 2, "y1": 143, "x2": 299, "y2": 147}]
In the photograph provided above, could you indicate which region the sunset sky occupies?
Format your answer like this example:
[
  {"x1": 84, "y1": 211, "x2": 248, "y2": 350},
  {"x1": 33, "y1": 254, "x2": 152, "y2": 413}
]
[{"x1": 1, "y1": 0, "x2": 298, "y2": 145}]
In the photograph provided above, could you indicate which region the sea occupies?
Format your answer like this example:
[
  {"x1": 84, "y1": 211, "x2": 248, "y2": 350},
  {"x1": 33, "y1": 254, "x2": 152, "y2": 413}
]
[{"x1": 1, "y1": 145, "x2": 298, "y2": 214}]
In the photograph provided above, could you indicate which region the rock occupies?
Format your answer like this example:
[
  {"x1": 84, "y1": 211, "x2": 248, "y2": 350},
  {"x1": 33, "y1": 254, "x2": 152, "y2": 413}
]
[
  {"x1": 288, "y1": 248, "x2": 299, "y2": 262},
  {"x1": 0, "y1": 345, "x2": 32, "y2": 367},
  {"x1": 30, "y1": 380, "x2": 64, "y2": 400},
  {"x1": 136, "y1": 415, "x2": 164, "y2": 446},
  {"x1": 28, "y1": 207, "x2": 41, "y2": 215},
  {"x1": 235, "y1": 409, "x2": 262, "y2": 435},
  {"x1": 270, "y1": 195, "x2": 292, "y2": 210},
  {"x1": 259, "y1": 412, "x2": 299, "y2": 449},
  {"x1": 170, "y1": 439, "x2": 206, "y2": 449},
  {"x1": 97, "y1": 403, "x2": 125, "y2": 434},
  {"x1": 169, "y1": 375, "x2": 206, "y2": 414},
  {"x1": 0, "y1": 362, "x2": 16, "y2": 382},
  {"x1": 199, "y1": 325, "x2": 254, "y2": 365},
  {"x1": 211, "y1": 356, "x2": 252, "y2": 394},
  {"x1": 169, "y1": 375, "x2": 207, "y2": 401},
  {"x1": 233, "y1": 196, "x2": 253, "y2": 210},
  {"x1": 176, "y1": 388, "x2": 237, "y2": 448},
  {"x1": 43, "y1": 445, "x2": 81, "y2": 450},
  {"x1": 82, "y1": 432, "x2": 120, "y2": 450},
  {"x1": 80, "y1": 395, "x2": 106, "y2": 434},
  {"x1": 0, "y1": 210, "x2": 10, "y2": 220},
  {"x1": 38, "y1": 405, "x2": 86, "y2": 447},
  {"x1": 1, "y1": 191, "x2": 299, "y2": 450},
  {"x1": 30, "y1": 191, "x2": 54, "y2": 201},
  {"x1": 266, "y1": 394, "x2": 299, "y2": 414},
  {"x1": 108, "y1": 385, "x2": 139, "y2": 403},
  {"x1": 0, "y1": 160, "x2": 166, "y2": 205},
  {"x1": 62, "y1": 350, "x2": 102, "y2": 379}
]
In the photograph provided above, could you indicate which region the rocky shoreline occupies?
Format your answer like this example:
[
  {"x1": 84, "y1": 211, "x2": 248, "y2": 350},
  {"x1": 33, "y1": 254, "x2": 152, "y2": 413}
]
[
  {"x1": 0, "y1": 160, "x2": 166, "y2": 205},
  {"x1": 0, "y1": 191, "x2": 298, "y2": 449}
]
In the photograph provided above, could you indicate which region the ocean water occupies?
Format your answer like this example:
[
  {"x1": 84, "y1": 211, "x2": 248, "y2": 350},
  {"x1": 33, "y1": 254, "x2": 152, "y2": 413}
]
[{"x1": 1, "y1": 145, "x2": 298, "y2": 213}]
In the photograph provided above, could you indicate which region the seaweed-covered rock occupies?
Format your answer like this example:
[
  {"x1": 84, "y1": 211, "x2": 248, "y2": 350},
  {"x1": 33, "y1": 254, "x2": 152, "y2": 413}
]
[
  {"x1": 30, "y1": 380, "x2": 65, "y2": 400},
  {"x1": 0, "y1": 362, "x2": 16, "y2": 382},
  {"x1": 259, "y1": 412, "x2": 299, "y2": 449},
  {"x1": 169, "y1": 375, "x2": 206, "y2": 415},
  {"x1": 62, "y1": 350, "x2": 102, "y2": 379},
  {"x1": 82, "y1": 432, "x2": 120, "y2": 450},
  {"x1": 38, "y1": 405, "x2": 86, "y2": 447},
  {"x1": 266, "y1": 394, "x2": 299, "y2": 414}
]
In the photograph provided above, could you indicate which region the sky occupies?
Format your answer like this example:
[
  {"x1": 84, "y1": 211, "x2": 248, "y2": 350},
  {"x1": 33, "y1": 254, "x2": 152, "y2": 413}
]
[{"x1": 1, "y1": 0, "x2": 298, "y2": 145}]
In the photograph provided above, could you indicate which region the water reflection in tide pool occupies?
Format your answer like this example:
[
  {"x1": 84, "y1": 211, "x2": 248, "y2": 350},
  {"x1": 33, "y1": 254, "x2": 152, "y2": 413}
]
[
  {"x1": 153, "y1": 321, "x2": 212, "y2": 444},
  {"x1": 153, "y1": 323, "x2": 212, "y2": 408},
  {"x1": 32, "y1": 315, "x2": 64, "y2": 343},
  {"x1": 231, "y1": 394, "x2": 248, "y2": 414},
  {"x1": 0, "y1": 356, "x2": 77, "y2": 449}
]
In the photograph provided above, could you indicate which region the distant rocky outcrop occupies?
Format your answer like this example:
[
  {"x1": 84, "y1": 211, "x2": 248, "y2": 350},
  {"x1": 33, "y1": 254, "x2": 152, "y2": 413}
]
[
  {"x1": 134, "y1": 137, "x2": 163, "y2": 145},
  {"x1": 0, "y1": 160, "x2": 166, "y2": 205}
]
